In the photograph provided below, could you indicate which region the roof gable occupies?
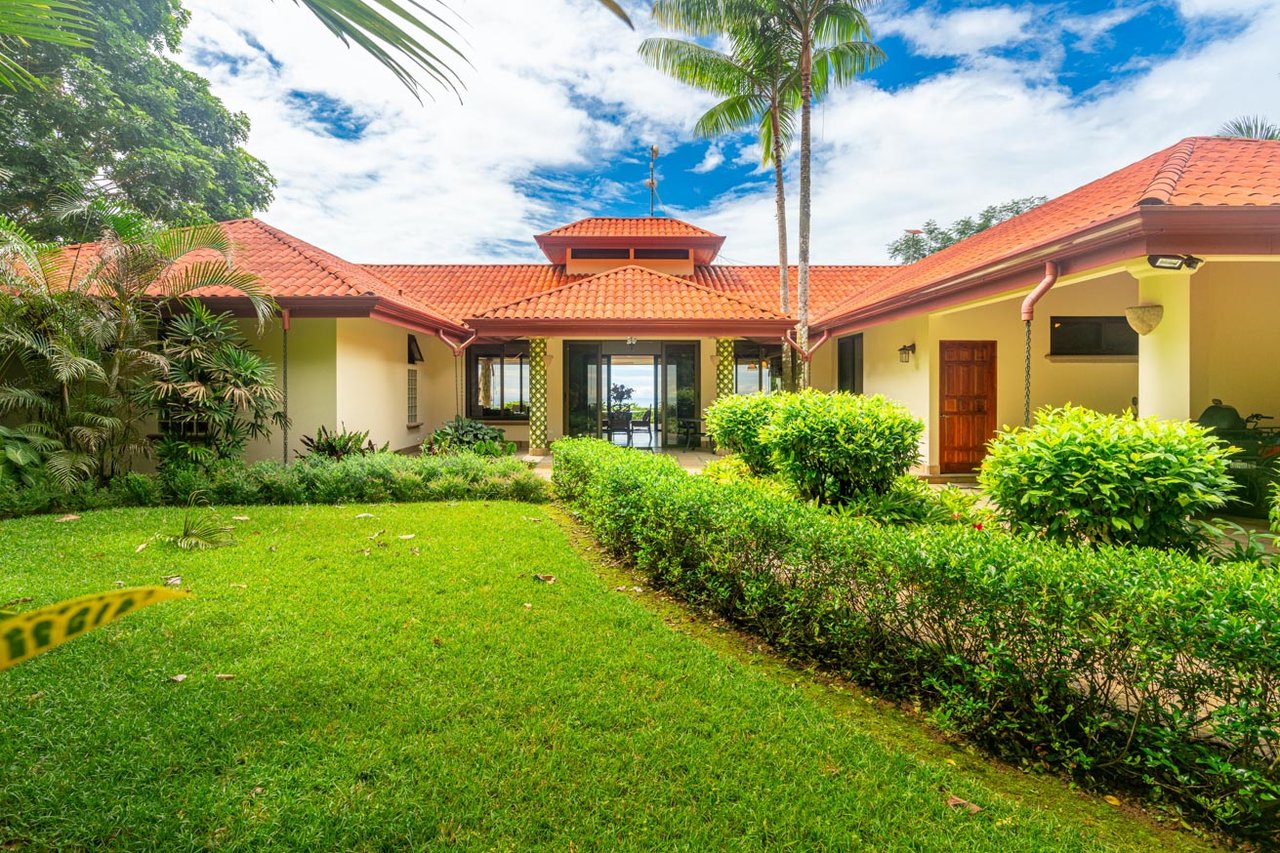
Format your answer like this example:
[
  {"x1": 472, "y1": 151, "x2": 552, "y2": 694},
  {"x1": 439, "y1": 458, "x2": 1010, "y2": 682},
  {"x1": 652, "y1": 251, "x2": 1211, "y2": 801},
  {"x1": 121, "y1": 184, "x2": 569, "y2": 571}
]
[{"x1": 538, "y1": 217, "x2": 721, "y2": 239}]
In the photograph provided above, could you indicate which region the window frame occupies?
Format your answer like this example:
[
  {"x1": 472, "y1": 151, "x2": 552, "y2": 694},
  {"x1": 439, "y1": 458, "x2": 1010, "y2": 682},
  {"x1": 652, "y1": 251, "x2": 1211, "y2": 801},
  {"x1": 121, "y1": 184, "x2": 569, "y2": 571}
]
[
  {"x1": 407, "y1": 367, "x2": 420, "y2": 426},
  {"x1": 1048, "y1": 316, "x2": 1138, "y2": 357},
  {"x1": 732, "y1": 342, "x2": 783, "y2": 395},
  {"x1": 837, "y1": 333, "x2": 864, "y2": 394},
  {"x1": 466, "y1": 341, "x2": 532, "y2": 422}
]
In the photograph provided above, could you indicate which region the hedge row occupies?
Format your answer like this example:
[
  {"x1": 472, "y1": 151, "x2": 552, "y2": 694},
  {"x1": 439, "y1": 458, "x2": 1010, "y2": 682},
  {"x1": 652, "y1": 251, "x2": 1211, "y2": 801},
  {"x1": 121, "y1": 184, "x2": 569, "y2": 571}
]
[
  {"x1": 552, "y1": 438, "x2": 1280, "y2": 842},
  {"x1": 0, "y1": 452, "x2": 547, "y2": 518}
]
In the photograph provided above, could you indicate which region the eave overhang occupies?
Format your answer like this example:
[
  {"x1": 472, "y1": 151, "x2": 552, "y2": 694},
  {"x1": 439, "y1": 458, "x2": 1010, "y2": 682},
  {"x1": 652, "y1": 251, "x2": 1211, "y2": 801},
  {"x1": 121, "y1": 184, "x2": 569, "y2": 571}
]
[
  {"x1": 466, "y1": 317, "x2": 795, "y2": 338},
  {"x1": 816, "y1": 205, "x2": 1280, "y2": 337},
  {"x1": 196, "y1": 294, "x2": 468, "y2": 336}
]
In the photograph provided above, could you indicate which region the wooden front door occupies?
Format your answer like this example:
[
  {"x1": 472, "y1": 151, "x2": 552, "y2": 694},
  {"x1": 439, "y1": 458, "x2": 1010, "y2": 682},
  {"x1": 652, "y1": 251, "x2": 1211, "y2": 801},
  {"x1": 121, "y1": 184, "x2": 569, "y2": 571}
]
[{"x1": 939, "y1": 341, "x2": 997, "y2": 474}]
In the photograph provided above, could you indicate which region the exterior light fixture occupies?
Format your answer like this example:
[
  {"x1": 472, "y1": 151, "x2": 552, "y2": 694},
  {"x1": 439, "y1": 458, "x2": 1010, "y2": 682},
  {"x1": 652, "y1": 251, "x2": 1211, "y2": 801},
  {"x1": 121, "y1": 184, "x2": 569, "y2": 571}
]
[
  {"x1": 898, "y1": 343, "x2": 916, "y2": 363},
  {"x1": 1147, "y1": 254, "x2": 1203, "y2": 271},
  {"x1": 1125, "y1": 304, "x2": 1164, "y2": 335}
]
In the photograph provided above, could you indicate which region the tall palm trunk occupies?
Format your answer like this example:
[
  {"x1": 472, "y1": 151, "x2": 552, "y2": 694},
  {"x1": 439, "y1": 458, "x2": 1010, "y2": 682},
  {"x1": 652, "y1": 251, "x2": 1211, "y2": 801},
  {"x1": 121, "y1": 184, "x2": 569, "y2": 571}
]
[
  {"x1": 796, "y1": 25, "x2": 813, "y2": 388},
  {"x1": 770, "y1": 99, "x2": 796, "y2": 391}
]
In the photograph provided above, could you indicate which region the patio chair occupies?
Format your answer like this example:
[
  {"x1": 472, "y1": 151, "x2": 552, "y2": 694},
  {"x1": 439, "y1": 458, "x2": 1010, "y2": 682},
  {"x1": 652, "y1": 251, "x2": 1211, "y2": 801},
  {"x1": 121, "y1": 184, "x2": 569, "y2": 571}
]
[
  {"x1": 605, "y1": 410, "x2": 633, "y2": 446},
  {"x1": 632, "y1": 408, "x2": 652, "y2": 447}
]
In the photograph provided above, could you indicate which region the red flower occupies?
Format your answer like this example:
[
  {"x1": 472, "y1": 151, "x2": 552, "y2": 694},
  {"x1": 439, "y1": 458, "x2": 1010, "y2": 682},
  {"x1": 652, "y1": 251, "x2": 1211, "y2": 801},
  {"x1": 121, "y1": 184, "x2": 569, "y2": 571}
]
[{"x1": 972, "y1": 522, "x2": 984, "y2": 531}]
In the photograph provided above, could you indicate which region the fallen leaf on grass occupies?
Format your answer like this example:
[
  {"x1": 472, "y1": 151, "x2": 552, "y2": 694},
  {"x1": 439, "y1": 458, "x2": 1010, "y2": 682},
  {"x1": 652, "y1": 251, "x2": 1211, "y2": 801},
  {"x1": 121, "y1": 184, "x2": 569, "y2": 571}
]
[
  {"x1": 946, "y1": 795, "x2": 982, "y2": 815},
  {"x1": 368, "y1": 529, "x2": 384, "y2": 540},
  {"x1": 168, "y1": 674, "x2": 188, "y2": 683},
  {"x1": 26, "y1": 691, "x2": 44, "y2": 706},
  {"x1": 3, "y1": 596, "x2": 33, "y2": 608},
  {"x1": 231, "y1": 516, "x2": 250, "y2": 522},
  {"x1": 114, "y1": 580, "x2": 125, "y2": 588},
  {"x1": 162, "y1": 576, "x2": 182, "y2": 587},
  {"x1": 410, "y1": 547, "x2": 420, "y2": 556},
  {"x1": 215, "y1": 674, "x2": 235, "y2": 681},
  {"x1": 533, "y1": 574, "x2": 556, "y2": 584},
  {"x1": 615, "y1": 586, "x2": 626, "y2": 592},
  {"x1": 354, "y1": 513, "x2": 375, "y2": 519},
  {"x1": 135, "y1": 542, "x2": 148, "y2": 554},
  {"x1": 55, "y1": 514, "x2": 80, "y2": 523},
  {"x1": 523, "y1": 603, "x2": 532, "y2": 609},
  {"x1": 230, "y1": 583, "x2": 247, "y2": 589},
  {"x1": 631, "y1": 586, "x2": 643, "y2": 593},
  {"x1": 1103, "y1": 795, "x2": 1121, "y2": 807},
  {"x1": 398, "y1": 534, "x2": 416, "y2": 540}
]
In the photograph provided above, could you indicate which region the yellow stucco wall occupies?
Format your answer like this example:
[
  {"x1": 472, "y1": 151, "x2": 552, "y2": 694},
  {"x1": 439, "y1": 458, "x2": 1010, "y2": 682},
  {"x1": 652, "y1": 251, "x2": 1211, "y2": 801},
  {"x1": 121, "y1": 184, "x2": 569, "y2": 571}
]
[
  {"x1": 239, "y1": 317, "x2": 337, "y2": 463},
  {"x1": 858, "y1": 315, "x2": 932, "y2": 468},
  {"x1": 1191, "y1": 261, "x2": 1280, "y2": 421},
  {"x1": 335, "y1": 318, "x2": 434, "y2": 453}
]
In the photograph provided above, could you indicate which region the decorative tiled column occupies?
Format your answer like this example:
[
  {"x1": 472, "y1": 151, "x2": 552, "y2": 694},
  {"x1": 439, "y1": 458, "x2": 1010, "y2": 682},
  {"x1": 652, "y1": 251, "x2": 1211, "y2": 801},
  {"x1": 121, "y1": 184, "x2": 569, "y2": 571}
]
[
  {"x1": 528, "y1": 337, "x2": 549, "y2": 454},
  {"x1": 715, "y1": 338, "x2": 735, "y2": 400}
]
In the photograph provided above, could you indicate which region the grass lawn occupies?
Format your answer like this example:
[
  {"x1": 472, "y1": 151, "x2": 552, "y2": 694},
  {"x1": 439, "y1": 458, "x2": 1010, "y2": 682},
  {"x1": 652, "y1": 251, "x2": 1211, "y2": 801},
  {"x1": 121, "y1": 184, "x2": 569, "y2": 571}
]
[{"x1": 0, "y1": 503, "x2": 1215, "y2": 850}]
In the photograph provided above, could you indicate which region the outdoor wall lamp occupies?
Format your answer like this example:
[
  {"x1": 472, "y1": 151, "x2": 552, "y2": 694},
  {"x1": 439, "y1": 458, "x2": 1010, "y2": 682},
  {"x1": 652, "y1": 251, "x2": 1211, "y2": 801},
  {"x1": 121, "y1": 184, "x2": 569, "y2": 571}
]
[
  {"x1": 1125, "y1": 304, "x2": 1164, "y2": 335},
  {"x1": 1147, "y1": 254, "x2": 1203, "y2": 271},
  {"x1": 898, "y1": 343, "x2": 916, "y2": 363}
]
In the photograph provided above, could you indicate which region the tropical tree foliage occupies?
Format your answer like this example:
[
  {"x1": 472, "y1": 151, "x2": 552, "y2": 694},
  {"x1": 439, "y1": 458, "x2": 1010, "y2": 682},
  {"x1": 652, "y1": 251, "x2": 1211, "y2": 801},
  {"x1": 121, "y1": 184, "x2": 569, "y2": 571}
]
[
  {"x1": 148, "y1": 301, "x2": 285, "y2": 469},
  {"x1": 0, "y1": 199, "x2": 274, "y2": 487},
  {"x1": 0, "y1": 0, "x2": 93, "y2": 90},
  {"x1": 0, "y1": 0, "x2": 276, "y2": 243},
  {"x1": 1218, "y1": 115, "x2": 1280, "y2": 141},
  {"x1": 651, "y1": 0, "x2": 883, "y2": 386},
  {"x1": 886, "y1": 196, "x2": 1048, "y2": 263}
]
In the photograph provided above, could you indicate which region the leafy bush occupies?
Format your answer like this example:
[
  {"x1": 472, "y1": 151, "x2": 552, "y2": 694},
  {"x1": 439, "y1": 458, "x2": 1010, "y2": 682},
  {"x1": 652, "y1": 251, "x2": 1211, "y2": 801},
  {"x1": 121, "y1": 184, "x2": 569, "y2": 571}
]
[
  {"x1": 832, "y1": 476, "x2": 988, "y2": 527},
  {"x1": 300, "y1": 424, "x2": 387, "y2": 460},
  {"x1": 704, "y1": 393, "x2": 778, "y2": 474},
  {"x1": 1272, "y1": 484, "x2": 1280, "y2": 533},
  {"x1": 0, "y1": 424, "x2": 59, "y2": 487},
  {"x1": 0, "y1": 452, "x2": 546, "y2": 519},
  {"x1": 553, "y1": 439, "x2": 1280, "y2": 843},
  {"x1": 428, "y1": 416, "x2": 514, "y2": 456},
  {"x1": 758, "y1": 390, "x2": 923, "y2": 503},
  {"x1": 701, "y1": 454, "x2": 794, "y2": 499},
  {"x1": 980, "y1": 405, "x2": 1235, "y2": 550}
]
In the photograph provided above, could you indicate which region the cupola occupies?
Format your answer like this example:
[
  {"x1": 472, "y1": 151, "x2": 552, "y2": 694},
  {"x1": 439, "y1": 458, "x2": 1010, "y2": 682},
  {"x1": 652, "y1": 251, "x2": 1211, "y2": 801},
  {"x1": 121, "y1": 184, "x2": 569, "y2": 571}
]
[{"x1": 534, "y1": 216, "x2": 725, "y2": 276}]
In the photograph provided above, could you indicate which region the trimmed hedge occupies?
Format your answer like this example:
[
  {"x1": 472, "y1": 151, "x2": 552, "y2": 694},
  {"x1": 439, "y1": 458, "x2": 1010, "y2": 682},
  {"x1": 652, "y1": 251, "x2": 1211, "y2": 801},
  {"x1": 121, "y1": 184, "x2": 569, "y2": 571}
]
[
  {"x1": 552, "y1": 437, "x2": 1280, "y2": 842},
  {"x1": 0, "y1": 452, "x2": 547, "y2": 518},
  {"x1": 703, "y1": 393, "x2": 776, "y2": 474}
]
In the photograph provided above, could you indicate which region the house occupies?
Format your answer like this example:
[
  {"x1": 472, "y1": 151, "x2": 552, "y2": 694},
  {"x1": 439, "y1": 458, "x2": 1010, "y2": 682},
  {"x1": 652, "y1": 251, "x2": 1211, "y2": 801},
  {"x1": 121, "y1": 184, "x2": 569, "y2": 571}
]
[{"x1": 114, "y1": 136, "x2": 1280, "y2": 472}]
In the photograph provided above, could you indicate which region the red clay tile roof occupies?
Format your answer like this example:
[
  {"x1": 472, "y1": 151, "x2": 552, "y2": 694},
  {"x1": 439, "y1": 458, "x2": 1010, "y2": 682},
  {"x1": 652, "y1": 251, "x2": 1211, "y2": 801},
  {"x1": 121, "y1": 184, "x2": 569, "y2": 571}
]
[
  {"x1": 475, "y1": 265, "x2": 785, "y2": 322},
  {"x1": 56, "y1": 218, "x2": 462, "y2": 331},
  {"x1": 815, "y1": 136, "x2": 1280, "y2": 327},
  {"x1": 538, "y1": 217, "x2": 721, "y2": 239},
  {"x1": 366, "y1": 263, "x2": 898, "y2": 325}
]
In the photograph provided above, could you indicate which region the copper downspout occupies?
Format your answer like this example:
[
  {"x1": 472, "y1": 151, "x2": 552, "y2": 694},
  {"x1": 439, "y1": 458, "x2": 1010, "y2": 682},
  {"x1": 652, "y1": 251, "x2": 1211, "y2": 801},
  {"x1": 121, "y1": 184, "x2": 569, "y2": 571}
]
[
  {"x1": 1019, "y1": 262, "x2": 1059, "y2": 427},
  {"x1": 783, "y1": 329, "x2": 830, "y2": 363},
  {"x1": 281, "y1": 308, "x2": 291, "y2": 464}
]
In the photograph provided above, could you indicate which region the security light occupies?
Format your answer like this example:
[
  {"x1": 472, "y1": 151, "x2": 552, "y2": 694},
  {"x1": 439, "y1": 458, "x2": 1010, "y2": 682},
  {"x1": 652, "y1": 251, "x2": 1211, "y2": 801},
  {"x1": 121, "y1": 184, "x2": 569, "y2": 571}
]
[{"x1": 1147, "y1": 254, "x2": 1203, "y2": 271}]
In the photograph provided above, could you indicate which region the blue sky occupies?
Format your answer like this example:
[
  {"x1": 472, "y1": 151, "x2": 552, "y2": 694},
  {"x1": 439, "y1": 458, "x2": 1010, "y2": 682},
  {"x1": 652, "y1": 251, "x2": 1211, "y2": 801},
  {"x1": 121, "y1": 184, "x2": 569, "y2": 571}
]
[{"x1": 179, "y1": 0, "x2": 1280, "y2": 264}]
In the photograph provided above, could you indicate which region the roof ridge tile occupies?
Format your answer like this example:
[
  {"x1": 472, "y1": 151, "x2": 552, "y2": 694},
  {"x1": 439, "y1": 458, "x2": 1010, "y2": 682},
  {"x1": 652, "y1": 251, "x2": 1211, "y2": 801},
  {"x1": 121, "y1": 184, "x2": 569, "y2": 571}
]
[{"x1": 1137, "y1": 137, "x2": 1199, "y2": 205}]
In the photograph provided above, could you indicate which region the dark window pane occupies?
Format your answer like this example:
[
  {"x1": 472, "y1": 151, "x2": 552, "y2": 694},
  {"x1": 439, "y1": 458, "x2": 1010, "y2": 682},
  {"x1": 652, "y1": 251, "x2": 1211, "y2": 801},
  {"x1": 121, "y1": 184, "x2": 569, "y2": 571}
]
[
  {"x1": 467, "y1": 341, "x2": 532, "y2": 420},
  {"x1": 633, "y1": 248, "x2": 689, "y2": 260},
  {"x1": 1049, "y1": 317, "x2": 1137, "y2": 356},
  {"x1": 838, "y1": 334, "x2": 863, "y2": 393},
  {"x1": 571, "y1": 247, "x2": 630, "y2": 259}
]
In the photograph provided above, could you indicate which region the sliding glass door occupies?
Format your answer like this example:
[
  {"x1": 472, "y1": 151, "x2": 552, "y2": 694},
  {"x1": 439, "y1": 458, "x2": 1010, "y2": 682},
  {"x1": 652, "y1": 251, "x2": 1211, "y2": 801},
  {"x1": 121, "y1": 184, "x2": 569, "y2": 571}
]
[
  {"x1": 563, "y1": 341, "x2": 601, "y2": 437},
  {"x1": 563, "y1": 340, "x2": 700, "y2": 447}
]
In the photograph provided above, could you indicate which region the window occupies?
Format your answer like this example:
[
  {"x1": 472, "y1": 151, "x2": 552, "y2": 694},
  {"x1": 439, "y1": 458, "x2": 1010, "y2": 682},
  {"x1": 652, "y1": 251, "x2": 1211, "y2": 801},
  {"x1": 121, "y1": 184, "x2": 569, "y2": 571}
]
[
  {"x1": 407, "y1": 368, "x2": 419, "y2": 424},
  {"x1": 1049, "y1": 316, "x2": 1137, "y2": 357},
  {"x1": 467, "y1": 341, "x2": 531, "y2": 420},
  {"x1": 837, "y1": 334, "x2": 864, "y2": 393},
  {"x1": 733, "y1": 342, "x2": 783, "y2": 394},
  {"x1": 570, "y1": 247, "x2": 630, "y2": 260},
  {"x1": 408, "y1": 334, "x2": 424, "y2": 364},
  {"x1": 633, "y1": 248, "x2": 689, "y2": 260}
]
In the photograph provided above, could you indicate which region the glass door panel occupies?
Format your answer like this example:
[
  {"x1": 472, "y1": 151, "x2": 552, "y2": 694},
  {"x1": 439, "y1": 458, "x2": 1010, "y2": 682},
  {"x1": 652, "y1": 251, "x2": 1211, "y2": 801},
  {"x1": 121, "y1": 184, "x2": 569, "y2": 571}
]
[
  {"x1": 564, "y1": 341, "x2": 601, "y2": 437},
  {"x1": 660, "y1": 342, "x2": 698, "y2": 448}
]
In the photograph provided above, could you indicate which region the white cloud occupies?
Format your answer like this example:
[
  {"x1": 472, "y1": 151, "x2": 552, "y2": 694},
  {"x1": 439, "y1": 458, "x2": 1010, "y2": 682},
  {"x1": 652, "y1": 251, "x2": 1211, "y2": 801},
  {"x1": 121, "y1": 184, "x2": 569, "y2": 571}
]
[
  {"x1": 690, "y1": 146, "x2": 725, "y2": 173},
  {"x1": 880, "y1": 5, "x2": 1033, "y2": 57},
  {"x1": 177, "y1": 0, "x2": 1280, "y2": 269},
  {"x1": 1174, "y1": 0, "x2": 1269, "y2": 17}
]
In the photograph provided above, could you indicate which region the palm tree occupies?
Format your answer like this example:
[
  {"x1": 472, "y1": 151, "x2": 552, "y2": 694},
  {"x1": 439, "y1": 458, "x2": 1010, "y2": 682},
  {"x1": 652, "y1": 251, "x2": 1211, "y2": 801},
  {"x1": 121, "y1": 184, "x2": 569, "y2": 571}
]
[
  {"x1": 1218, "y1": 115, "x2": 1280, "y2": 141},
  {"x1": 0, "y1": 199, "x2": 273, "y2": 484},
  {"x1": 651, "y1": 0, "x2": 882, "y2": 386},
  {"x1": 641, "y1": 19, "x2": 852, "y2": 390},
  {"x1": 0, "y1": 1, "x2": 632, "y2": 98}
]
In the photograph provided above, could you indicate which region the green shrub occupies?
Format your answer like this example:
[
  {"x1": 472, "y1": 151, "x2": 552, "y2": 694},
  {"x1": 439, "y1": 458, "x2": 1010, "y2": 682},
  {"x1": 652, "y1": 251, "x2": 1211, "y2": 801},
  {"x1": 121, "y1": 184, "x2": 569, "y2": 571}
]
[
  {"x1": 759, "y1": 390, "x2": 923, "y2": 503},
  {"x1": 428, "y1": 416, "x2": 512, "y2": 455},
  {"x1": 555, "y1": 440, "x2": 1280, "y2": 843},
  {"x1": 704, "y1": 393, "x2": 778, "y2": 474},
  {"x1": 980, "y1": 405, "x2": 1235, "y2": 550},
  {"x1": 701, "y1": 454, "x2": 794, "y2": 499},
  {"x1": 299, "y1": 424, "x2": 387, "y2": 460},
  {"x1": 0, "y1": 452, "x2": 547, "y2": 519},
  {"x1": 1271, "y1": 484, "x2": 1280, "y2": 533},
  {"x1": 832, "y1": 476, "x2": 987, "y2": 527}
]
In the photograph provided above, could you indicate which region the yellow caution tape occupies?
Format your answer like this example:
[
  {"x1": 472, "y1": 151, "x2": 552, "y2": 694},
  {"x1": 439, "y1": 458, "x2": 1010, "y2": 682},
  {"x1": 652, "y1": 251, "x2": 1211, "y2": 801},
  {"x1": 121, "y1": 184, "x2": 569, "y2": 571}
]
[{"x1": 0, "y1": 586, "x2": 190, "y2": 671}]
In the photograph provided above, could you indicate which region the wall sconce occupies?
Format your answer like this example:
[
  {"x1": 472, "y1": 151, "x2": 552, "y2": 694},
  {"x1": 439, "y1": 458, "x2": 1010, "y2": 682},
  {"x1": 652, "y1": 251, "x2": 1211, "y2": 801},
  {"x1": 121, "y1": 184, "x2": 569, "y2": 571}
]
[
  {"x1": 625, "y1": 336, "x2": 638, "y2": 350},
  {"x1": 1125, "y1": 304, "x2": 1164, "y2": 335},
  {"x1": 1147, "y1": 254, "x2": 1202, "y2": 271},
  {"x1": 898, "y1": 343, "x2": 916, "y2": 363}
]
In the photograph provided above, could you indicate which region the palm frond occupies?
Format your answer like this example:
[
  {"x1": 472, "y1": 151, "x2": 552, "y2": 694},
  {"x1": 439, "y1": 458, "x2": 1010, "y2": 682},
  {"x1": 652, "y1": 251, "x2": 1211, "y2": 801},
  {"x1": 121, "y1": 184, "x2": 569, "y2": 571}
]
[
  {"x1": 811, "y1": 39, "x2": 884, "y2": 90},
  {"x1": 638, "y1": 37, "x2": 752, "y2": 95},
  {"x1": 695, "y1": 93, "x2": 770, "y2": 139},
  {"x1": 152, "y1": 223, "x2": 234, "y2": 265},
  {"x1": 0, "y1": 0, "x2": 95, "y2": 91},
  {"x1": 1218, "y1": 115, "x2": 1280, "y2": 141}
]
